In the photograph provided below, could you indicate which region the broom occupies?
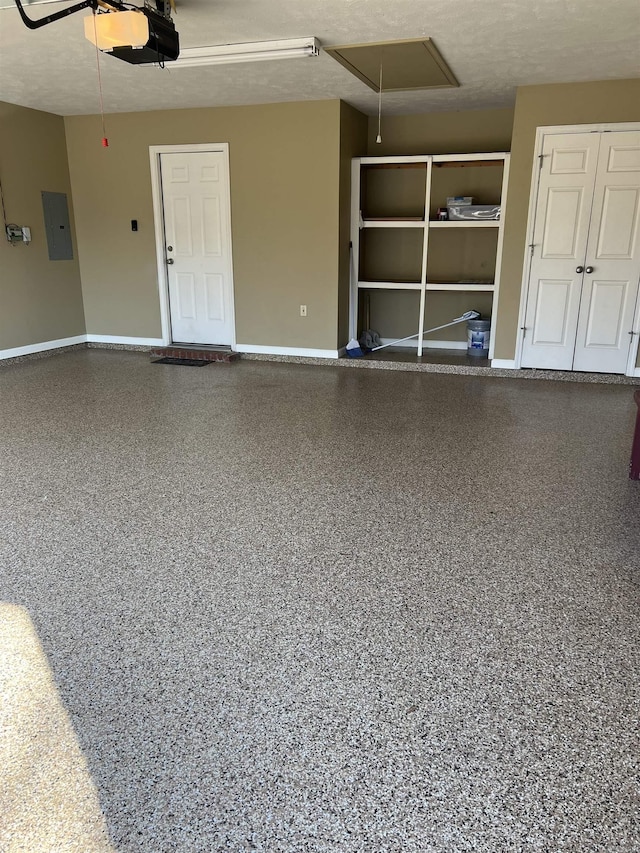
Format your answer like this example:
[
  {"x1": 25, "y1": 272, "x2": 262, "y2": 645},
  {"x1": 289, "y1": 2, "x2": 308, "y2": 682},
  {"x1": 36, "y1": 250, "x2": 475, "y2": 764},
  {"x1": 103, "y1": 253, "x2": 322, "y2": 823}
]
[{"x1": 348, "y1": 311, "x2": 481, "y2": 357}]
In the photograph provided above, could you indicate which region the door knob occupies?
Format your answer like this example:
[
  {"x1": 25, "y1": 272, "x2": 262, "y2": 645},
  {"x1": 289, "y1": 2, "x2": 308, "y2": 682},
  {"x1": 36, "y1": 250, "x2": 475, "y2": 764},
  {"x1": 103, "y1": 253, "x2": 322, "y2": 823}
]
[
  {"x1": 166, "y1": 258, "x2": 174, "y2": 264},
  {"x1": 585, "y1": 266, "x2": 594, "y2": 274},
  {"x1": 576, "y1": 266, "x2": 584, "y2": 274}
]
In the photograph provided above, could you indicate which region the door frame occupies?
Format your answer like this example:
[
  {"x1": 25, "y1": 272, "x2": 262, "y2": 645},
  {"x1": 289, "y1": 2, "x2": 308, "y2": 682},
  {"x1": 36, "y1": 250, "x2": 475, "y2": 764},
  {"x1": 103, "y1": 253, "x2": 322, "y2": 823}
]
[
  {"x1": 149, "y1": 142, "x2": 236, "y2": 349},
  {"x1": 514, "y1": 122, "x2": 640, "y2": 376}
]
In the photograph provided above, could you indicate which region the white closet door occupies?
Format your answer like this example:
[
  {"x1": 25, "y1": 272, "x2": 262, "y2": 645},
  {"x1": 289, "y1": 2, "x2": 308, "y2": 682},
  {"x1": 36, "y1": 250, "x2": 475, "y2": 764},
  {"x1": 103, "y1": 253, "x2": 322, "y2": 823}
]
[
  {"x1": 521, "y1": 133, "x2": 600, "y2": 370},
  {"x1": 572, "y1": 132, "x2": 640, "y2": 373}
]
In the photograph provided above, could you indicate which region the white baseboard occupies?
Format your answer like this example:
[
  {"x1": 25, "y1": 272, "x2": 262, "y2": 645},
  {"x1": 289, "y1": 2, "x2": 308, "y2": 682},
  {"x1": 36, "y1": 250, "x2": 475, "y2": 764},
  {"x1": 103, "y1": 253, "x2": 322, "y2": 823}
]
[
  {"x1": 378, "y1": 338, "x2": 467, "y2": 350},
  {"x1": 86, "y1": 334, "x2": 164, "y2": 347},
  {"x1": 236, "y1": 344, "x2": 340, "y2": 359},
  {"x1": 0, "y1": 333, "x2": 167, "y2": 361},
  {"x1": 0, "y1": 334, "x2": 86, "y2": 361},
  {"x1": 491, "y1": 358, "x2": 518, "y2": 369}
]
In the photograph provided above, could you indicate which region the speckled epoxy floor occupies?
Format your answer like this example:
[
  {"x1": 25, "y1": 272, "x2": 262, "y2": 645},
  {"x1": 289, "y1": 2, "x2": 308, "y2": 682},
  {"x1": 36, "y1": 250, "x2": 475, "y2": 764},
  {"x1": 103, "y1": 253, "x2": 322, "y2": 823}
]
[{"x1": 1, "y1": 349, "x2": 639, "y2": 852}]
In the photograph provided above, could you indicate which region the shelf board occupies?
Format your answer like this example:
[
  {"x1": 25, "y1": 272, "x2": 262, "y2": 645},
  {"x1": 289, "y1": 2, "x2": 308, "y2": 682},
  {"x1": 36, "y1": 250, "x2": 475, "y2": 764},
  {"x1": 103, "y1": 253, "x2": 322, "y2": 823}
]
[
  {"x1": 426, "y1": 282, "x2": 495, "y2": 292},
  {"x1": 357, "y1": 281, "x2": 422, "y2": 291},
  {"x1": 429, "y1": 220, "x2": 500, "y2": 228},
  {"x1": 431, "y1": 153, "x2": 508, "y2": 164},
  {"x1": 433, "y1": 160, "x2": 505, "y2": 169},
  {"x1": 357, "y1": 281, "x2": 495, "y2": 292},
  {"x1": 362, "y1": 218, "x2": 425, "y2": 228},
  {"x1": 361, "y1": 160, "x2": 429, "y2": 169}
]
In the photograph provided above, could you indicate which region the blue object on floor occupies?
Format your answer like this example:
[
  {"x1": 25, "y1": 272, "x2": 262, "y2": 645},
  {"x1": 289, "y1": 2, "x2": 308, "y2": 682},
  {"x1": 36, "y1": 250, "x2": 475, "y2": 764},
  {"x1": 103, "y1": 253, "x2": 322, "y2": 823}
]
[{"x1": 346, "y1": 338, "x2": 364, "y2": 358}]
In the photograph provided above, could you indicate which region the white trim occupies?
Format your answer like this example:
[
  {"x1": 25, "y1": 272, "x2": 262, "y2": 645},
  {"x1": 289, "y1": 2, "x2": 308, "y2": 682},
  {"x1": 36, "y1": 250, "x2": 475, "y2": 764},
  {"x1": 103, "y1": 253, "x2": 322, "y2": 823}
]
[
  {"x1": 86, "y1": 335, "x2": 164, "y2": 346},
  {"x1": 489, "y1": 153, "x2": 510, "y2": 360},
  {"x1": 0, "y1": 335, "x2": 86, "y2": 361},
  {"x1": 417, "y1": 159, "x2": 432, "y2": 356},
  {"x1": 148, "y1": 143, "x2": 237, "y2": 351},
  {"x1": 625, "y1": 284, "x2": 640, "y2": 377},
  {"x1": 515, "y1": 122, "x2": 640, "y2": 370},
  {"x1": 359, "y1": 155, "x2": 430, "y2": 165},
  {"x1": 631, "y1": 367, "x2": 640, "y2": 378},
  {"x1": 379, "y1": 338, "x2": 467, "y2": 350},
  {"x1": 149, "y1": 143, "x2": 234, "y2": 154},
  {"x1": 529, "y1": 122, "x2": 640, "y2": 136},
  {"x1": 491, "y1": 358, "x2": 518, "y2": 369},
  {"x1": 429, "y1": 220, "x2": 500, "y2": 229},
  {"x1": 236, "y1": 344, "x2": 340, "y2": 359},
  {"x1": 357, "y1": 281, "x2": 422, "y2": 291},
  {"x1": 149, "y1": 148, "x2": 172, "y2": 346},
  {"x1": 431, "y1": 152, "x2": 509, "y2": 163},
  {"x1": 349, "y1": 158, "x2": 361, "y2": 341},
  {"x1": 514, "y1": 134, "x2": 543, "y2": 369}
]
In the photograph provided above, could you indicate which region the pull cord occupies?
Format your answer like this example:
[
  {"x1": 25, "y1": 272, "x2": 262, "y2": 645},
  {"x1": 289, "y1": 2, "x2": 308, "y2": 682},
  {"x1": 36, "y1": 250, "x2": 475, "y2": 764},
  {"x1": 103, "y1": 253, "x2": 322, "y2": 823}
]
[
  {"x1": 376, "y1": 61, "x2": 383, "y2": 144},
  {"x1": 92, "y1": 10, "x2": 109, "y2": 146}
]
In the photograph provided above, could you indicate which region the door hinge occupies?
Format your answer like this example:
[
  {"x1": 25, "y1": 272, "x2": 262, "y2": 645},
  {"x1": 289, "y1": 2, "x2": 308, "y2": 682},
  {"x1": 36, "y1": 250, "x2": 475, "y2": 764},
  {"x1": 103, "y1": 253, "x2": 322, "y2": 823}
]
[
  {"x1": 529, "y1": 243, "x2": 535, "y2": 256},
  {"x1": 538, "y1": 154, "x2": 546, "y2": 170},
  {"x1": 520, "y1": 326, "x2": 527, "y2": 338}
]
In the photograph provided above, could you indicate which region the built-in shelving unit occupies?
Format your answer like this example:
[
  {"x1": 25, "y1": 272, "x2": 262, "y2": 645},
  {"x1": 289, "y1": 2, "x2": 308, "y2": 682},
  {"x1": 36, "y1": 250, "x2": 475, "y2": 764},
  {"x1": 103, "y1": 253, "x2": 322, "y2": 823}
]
[{"x1": 349, "y1": 152, "x2": 510, "y2": 358}]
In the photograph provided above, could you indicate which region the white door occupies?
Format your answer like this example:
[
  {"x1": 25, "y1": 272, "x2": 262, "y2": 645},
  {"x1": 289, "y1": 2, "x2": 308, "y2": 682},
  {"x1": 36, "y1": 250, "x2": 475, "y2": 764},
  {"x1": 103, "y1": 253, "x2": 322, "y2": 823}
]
[
  {"x1": 521, "y1": 132, "x2": 600, "y2": 370},
  {"x1": 160, "y1": 151, "x2": 234, "y2": 346},
  {"x1": 521, "y1": 130, "x2": 640, "y2": 374},
  {"x1": 572, "y1": 132, "x2": 640, "y2": 373}
]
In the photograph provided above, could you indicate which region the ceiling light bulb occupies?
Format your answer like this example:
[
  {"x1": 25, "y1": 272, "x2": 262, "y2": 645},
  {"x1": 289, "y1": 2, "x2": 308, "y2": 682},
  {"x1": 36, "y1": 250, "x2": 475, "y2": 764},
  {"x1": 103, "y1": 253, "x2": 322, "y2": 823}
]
[{"x1": 84, "y1": 11, "x2": 149, "y2": 52}]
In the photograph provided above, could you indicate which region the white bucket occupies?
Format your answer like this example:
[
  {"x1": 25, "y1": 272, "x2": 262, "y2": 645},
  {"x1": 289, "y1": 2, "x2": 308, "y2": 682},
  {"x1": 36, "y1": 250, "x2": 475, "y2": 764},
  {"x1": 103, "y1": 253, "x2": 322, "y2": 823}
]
[{"x1": 467, "y1": 318, "x2": 491, "y2": 356}]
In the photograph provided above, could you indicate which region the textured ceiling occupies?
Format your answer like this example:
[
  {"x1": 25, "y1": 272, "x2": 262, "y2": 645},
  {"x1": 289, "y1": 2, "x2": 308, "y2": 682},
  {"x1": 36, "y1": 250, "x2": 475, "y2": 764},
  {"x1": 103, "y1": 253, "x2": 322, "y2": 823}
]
[{"x1": 0, "y1": 0, "x2": 638, "y2": 116}]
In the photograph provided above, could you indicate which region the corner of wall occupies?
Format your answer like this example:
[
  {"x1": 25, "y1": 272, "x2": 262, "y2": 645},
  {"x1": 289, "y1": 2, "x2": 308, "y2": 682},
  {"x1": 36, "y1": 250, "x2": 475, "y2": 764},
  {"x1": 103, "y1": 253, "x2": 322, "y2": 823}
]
[
  {"x1": 0, "y1": 102, "x2": 86, "y2": 352},
  {"x1": 337, "y1": 102, "x2": 368, "y2": 348}
]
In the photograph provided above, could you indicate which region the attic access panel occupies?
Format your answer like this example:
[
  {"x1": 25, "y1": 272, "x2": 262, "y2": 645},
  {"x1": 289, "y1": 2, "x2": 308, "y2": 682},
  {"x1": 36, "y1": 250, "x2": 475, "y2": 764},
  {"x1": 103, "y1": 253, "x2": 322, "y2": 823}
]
[{"x1": 324, "y1": 38, "x2": 458, "y2": 92}]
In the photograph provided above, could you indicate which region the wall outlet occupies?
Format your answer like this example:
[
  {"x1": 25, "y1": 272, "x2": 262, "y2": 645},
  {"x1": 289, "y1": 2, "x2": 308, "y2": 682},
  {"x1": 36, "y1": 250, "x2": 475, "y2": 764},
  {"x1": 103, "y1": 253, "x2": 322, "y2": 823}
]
[{"x1": 300, "y1": 304, "x2": 307, "y2": 317}]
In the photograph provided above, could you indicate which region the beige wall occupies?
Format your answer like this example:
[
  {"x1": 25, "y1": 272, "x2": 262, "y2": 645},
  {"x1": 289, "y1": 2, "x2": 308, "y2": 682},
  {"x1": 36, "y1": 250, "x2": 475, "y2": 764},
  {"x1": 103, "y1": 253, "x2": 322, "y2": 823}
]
[
  {"x1": 0, "y1": 102, "x2": 85, "y2": 351},
  {"x1": 494, "y1": 78, "x2": 640, "y2": 361},
  {"x1": 367, "y1": 108, "x2": 514, "y2": 155},
  {"x1": 338, "y1": 102, "x2": 368, "y2": 345},
  {"x1": 12, "y1": 84, "x2": 637, "y2": 362},
  {"x1": 65, "y1": 100, "x2": 342, "y2": 350}
]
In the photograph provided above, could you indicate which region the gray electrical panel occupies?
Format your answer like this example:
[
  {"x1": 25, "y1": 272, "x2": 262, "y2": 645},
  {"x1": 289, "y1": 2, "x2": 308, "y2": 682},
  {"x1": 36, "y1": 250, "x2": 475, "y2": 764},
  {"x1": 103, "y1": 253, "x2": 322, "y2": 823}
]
[{"x1": 41, "y1": 191, "x2": 73, "y2": 261}]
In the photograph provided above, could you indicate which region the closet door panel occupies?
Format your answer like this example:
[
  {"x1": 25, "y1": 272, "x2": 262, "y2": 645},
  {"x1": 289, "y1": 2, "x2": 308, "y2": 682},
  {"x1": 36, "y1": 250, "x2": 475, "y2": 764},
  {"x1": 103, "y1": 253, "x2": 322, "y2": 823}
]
[
  {"x1": 573, "y1": 131, "x2": 640, "y2": 373},
  {"x1": 521, "y1": 132, "x2": 600, "y2": 369}
]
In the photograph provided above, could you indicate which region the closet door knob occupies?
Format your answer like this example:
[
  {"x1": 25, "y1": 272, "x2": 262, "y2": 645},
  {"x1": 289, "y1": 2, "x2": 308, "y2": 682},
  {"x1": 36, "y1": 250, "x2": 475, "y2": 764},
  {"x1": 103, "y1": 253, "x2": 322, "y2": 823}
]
[
  {"x1": 585, "y1": 266, "x2": 594, "y2": 274},
  {"x1": 576, "y1": 266, "x2": 584, "y2": 274}
]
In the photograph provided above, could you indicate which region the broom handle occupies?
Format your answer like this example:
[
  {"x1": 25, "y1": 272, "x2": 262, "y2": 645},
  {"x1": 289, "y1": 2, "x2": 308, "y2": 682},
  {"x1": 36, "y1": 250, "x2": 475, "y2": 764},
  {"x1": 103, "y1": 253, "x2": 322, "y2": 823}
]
[{"x1": 370, "y1": 315, "x2": 471, "y2": 352}]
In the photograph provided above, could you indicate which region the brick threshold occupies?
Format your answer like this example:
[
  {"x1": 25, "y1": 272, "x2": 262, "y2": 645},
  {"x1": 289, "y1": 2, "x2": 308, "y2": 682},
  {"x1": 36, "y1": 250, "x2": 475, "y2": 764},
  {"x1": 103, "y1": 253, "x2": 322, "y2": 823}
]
[{"x1": 151, "y1": 346, "x2": 240, "y2": 363}]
